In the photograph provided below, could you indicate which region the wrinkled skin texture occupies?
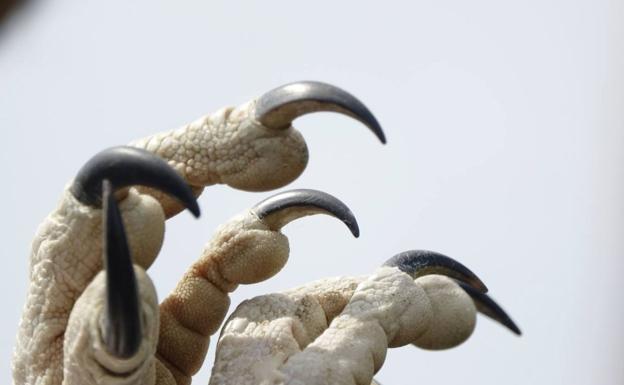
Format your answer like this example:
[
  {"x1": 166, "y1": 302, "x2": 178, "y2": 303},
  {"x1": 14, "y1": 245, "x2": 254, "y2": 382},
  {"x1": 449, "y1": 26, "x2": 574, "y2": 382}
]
[
  {"x1": 211, "y1": 268, "x2": 476, "y2": 385},
  {"x1": 13, "y1": 189, "x2": 166, "y2": 385},
  {"x1": 63, "y1": 267, "x2": 160, "y2": 385},
  {"x1": 13, "y1": 83, "x2": 516, "y2": 385},
  {"x1": 13, "y1": 86, "x2": 343, "y2": 385},
  {"x1": 12, "y1": 190, "x2": 299, "y2": 385},
  {"x1": 155, "y1": 212, "x2": 292, "y2": 384},
  {"x1": 131, "y1": 101, "x2": 308, "y2": 217}
]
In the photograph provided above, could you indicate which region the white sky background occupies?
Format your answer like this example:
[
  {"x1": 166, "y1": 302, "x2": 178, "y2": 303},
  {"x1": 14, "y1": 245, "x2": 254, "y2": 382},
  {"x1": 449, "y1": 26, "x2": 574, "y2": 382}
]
[{"x1": 1, "y1": 1, "x2": 623, "y2": 384}]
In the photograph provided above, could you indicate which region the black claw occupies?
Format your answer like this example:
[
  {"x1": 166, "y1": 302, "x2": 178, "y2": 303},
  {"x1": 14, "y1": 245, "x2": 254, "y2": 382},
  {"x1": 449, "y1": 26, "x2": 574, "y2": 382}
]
[
  {"x1": 255, "y1": 81, "x2": 386, "y2": 144},
  {"x1": 251, "y1": 189, "x2": 359, "y2": 237},
  {"x1": 383, "y1": 250, "x2": 488, "y2": 293},
  {"x1": 102, "y1": 179, "x2": 142, "y2": 358},
  {"x1": 456, "y1": 281, "x2": 522, "y2": 336},
  {"x1": 71, "y1": 146, "x2": 200, "y2": 217}
]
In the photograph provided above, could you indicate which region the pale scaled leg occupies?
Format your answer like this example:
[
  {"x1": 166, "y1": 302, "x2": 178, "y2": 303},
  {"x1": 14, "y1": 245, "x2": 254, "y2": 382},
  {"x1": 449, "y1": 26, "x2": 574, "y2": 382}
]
[
  {"x1": 130, "y1": 81, "x2": 385, "y2": 217},
  {"x1": 12, "y1": 148, "x2": 199, "y2": 385},
  {"x1": 210, "y1": 251, "x2": 521, "y2": 385},
  {"x1": 15, "y1": 81, "x2": 384, "y2": 385},
  {"x1": 155, "y1": 190, "x2": 360, "y2": 385},
  {"x1": 210, "y1": 269, "x2": 424, "y2": 385}
]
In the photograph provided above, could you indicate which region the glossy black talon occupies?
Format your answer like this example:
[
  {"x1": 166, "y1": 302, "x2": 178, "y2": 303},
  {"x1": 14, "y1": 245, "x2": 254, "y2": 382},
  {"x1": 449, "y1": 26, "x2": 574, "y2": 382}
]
[
  {"x1": 456, "y1": 281, "x2": 522, "y2": 335},
  {"x1": 102, "y1": 179, "x2": 142, "y2": 358},
  {"x1": 71, "y1": 146, "x2": 200, "y2": 217},
  {"x1": 251, "y1": 189, "x2": 359, "y2": 237},
  {"x1": 256, "y1": 81, "x2": 386, "y2": 144},
  {"x1": 384, "y1": 250, "x2": 488, "y2": 293}
]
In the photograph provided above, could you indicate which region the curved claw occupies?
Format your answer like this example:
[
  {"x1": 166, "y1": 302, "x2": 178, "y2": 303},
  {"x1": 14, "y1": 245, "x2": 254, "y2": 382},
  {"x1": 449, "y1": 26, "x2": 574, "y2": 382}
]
[
  {"x1": 251, "y1": 189, "x2": 359, "y2": 237},
  {"x1": 70, "y1": 146, "x2": 200, "y2": 217},
  {"x1": 456, "y1": 281, "x2": 522, "y2": 335},
  {"x1": 255, "y1": 81, "x2": 386, "y2": 144},
  {"x1": 383, "y1": 250, "x2": 488, "y2": 293},
  {"x1": 102, "y1": 180, "x2": 142, "y2": 358}
]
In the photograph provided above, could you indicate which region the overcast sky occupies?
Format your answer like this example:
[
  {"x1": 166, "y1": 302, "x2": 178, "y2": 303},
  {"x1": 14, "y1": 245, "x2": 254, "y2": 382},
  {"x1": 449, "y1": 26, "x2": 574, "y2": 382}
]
[{"x1": 1, "y1": 1, "x2": 623, "y2": 384}]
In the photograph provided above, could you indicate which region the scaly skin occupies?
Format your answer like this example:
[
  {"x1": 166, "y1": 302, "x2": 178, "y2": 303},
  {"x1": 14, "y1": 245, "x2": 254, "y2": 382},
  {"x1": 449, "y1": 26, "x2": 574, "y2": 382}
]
[
  {"x1": 155, "y1": 204, "x2": 354, "y2": 385},
  {"x1": 13, "y1": 81, "x2": 520, "y2": 385},
  {"x1": 131, "y1": 101, "x2": 308, "y2": 217},
  {"x1": 156, "y1": 213, "x2": 287, "y2": 381},
  {"x1": 62, "y1": 266, "x2": 160, "y2": 385},
  {"x1": 13, "y1": 189, "x2": 166, "y2": 385},
  {"x1": 14, "y1": 184, "x2": 358, "y2": 385},
  {"x1": 130, "y1": 81, "x2": 385, "y2": 218},
  {"x1": 210, "y1": 268, "x2": 477, "y2": 385},
  {"x1": 13, "y1": 81, "x2": 382, "y2": 385}
]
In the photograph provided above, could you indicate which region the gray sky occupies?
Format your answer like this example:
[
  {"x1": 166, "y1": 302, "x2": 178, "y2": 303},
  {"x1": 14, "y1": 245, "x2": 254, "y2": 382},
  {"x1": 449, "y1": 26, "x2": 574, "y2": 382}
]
[{"x1": 1, "y1": 1, "x2": 623, "y2": 384}]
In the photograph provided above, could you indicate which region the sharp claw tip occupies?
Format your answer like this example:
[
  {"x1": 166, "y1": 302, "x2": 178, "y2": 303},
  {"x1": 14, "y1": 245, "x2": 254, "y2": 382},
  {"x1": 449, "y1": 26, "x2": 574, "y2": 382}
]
[
  {"x1": 188, "y1": 202, "x2": 201, "y2": 218},
  {"x1": 476, "y1": 281, "x2": 489, "y2": 293},
  {"x1": 257, "y1": 81, "x2": 387, "y2": 145},
  {"x1": 342, "y1": 216, "x2": 359, "y2": 238},
  {"x1": 509, "y1": 323, "x2": 522, "y2": 336}
]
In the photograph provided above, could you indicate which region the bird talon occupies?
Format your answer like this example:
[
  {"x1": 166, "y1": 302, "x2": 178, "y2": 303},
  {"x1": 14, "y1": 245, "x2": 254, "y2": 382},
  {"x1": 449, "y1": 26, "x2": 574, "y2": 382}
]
[
  {"x1": 71, "y1": 146, "x2": 200, "y2": 217},
  {"x1": 455, "y1": 281, "x2": 522, "y2": 335},
  {"x1": 101, "y1": 179, "x2": 142, "y2": 358},
  {"x1": 255, "y1": 81, "x2": 386, "y2": 144},
  {"x1": 251, "y1": 188, "x2": 359, "y2": 237},
  {"x1": 383, "y1": 249, "x2": 488, "y2": 293}
]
